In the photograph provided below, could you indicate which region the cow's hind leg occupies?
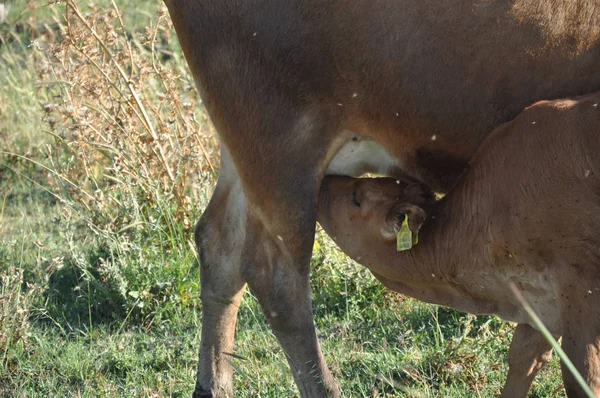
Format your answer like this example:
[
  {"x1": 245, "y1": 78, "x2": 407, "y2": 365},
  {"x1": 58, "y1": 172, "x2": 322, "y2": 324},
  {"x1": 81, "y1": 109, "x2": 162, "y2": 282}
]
[
  {"x1": 500, "y1": 323, "x2": 553, "y2": 398},
  {"x1": 193, "y1": 105, "x2": 342, "y2": 397},
  {"x1": 230, "y1": 119, "x2": 341, "y2": 397},
  {"x1": 241, "y1": 198, "x2": 339, "y2": 398},
  {"x1": 194, "y1": 147, "x2": 248, "y2": 398},
  {"x1": 194, "y1": 150, "x2": 340, "y2": 397}
]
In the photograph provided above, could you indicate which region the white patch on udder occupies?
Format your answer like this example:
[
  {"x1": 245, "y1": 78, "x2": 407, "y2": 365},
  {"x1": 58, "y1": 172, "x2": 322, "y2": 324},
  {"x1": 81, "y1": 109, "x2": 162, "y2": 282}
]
[{"x1": 325, "y1": 135, "x2": 402, "y2": 177}]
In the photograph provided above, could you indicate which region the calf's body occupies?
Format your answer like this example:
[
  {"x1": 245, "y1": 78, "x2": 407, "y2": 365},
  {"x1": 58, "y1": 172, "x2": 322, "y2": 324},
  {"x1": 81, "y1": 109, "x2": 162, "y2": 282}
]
[{"x1": 318, "y1": 92, "x2": 600, "y2": 397}]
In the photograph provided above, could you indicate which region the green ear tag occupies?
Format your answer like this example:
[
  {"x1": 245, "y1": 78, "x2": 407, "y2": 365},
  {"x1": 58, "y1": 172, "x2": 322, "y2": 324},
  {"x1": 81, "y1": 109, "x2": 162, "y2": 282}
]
[{"x1": 396, "y1": 215, "x2": 419, "y2": 251}]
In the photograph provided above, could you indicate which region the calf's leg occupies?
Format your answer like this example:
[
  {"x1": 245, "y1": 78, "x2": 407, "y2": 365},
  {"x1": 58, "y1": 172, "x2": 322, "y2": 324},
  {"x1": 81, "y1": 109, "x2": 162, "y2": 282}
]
[
  {"x1": 557, "y1": 275, "x2": 600, "y2": 397},
  {"x1": 500, "y1": 323, "x2": 553, "y2": 398}
]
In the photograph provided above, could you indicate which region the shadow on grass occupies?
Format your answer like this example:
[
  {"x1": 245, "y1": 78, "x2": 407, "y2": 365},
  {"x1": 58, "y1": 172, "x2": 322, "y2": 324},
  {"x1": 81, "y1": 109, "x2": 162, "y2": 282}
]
[{"x1": 41, "y1": 245, "x2": 127, "y2": 330}]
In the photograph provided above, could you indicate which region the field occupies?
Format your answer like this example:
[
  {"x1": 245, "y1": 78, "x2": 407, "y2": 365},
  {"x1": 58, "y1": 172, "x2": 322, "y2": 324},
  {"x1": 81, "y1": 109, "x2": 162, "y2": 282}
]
[{"x1": 0, "y1": 1, "x2": 565, "y2": 396}]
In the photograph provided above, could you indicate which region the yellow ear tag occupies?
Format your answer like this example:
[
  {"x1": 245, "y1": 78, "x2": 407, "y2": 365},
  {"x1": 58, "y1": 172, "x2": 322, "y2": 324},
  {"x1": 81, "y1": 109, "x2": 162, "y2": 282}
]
[{"x1": 396, "y1": 215, "x2": 419, "y2": 251}]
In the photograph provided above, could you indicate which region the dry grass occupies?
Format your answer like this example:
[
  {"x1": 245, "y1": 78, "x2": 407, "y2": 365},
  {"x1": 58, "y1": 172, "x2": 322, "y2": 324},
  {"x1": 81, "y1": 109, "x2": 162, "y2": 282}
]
[
  {"x1": 0, "y1": 268, "x2": 36, "y2": 364},
  {"x1": 29, "y1": 0, "x2": 218, "y2": 232}
]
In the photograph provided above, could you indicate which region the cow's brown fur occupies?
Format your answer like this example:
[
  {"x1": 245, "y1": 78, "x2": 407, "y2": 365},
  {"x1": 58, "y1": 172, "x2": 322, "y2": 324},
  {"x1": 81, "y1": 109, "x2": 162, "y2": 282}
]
[
  {"x1": 162, "y1": 1, "x2": 600, "y2": 396},
  {"x1": 317, "y1": 92, "x2": 600, "y2": 397}
]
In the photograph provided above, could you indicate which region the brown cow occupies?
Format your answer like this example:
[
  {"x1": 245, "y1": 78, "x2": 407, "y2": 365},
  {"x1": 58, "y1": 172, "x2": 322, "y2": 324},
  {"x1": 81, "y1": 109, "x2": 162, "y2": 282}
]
[
  {"x1": 162, "y1": 0, "x2": 600, "y2": 396},
  {"x1": 317, "y1": 92, "x2": 600, "y2": 397}
]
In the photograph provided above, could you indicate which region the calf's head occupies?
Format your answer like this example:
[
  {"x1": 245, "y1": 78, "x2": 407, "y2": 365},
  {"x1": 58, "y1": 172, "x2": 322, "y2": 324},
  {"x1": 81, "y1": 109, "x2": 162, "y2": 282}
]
[{"x1": 318, "y1": 176, "x2": 435, "y2": 260}]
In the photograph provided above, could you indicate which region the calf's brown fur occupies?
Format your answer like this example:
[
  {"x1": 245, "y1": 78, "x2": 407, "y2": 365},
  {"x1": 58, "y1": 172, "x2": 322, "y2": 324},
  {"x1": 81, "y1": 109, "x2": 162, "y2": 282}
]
[
  {"x1": 162, "y1": 0, "x2": 600, "y2": 396},
  {"x1": 318, "y1": 92, "x2": 600, "y2": 397}
]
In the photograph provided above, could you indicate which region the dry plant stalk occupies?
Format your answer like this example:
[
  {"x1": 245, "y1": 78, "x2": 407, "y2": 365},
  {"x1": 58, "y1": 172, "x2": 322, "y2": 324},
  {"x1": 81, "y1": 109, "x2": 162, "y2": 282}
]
[
  {"x1": 37, "y1": 0, "x2": 218, "y2": 232},
  {"x1": 0, "y1": 268, "x2": 36, "y2": 359}
]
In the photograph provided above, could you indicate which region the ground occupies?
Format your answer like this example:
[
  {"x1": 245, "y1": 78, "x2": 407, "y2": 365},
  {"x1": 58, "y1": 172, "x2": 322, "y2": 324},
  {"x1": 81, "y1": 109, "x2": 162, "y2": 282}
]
[{"x1": 0, "y1": 1, "x2": 564, "y2": 396}]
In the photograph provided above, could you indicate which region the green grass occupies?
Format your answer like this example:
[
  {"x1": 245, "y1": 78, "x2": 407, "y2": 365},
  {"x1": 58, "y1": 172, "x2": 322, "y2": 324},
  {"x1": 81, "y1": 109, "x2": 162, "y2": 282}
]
[{"x1": 0, "y1": 1, "x2": 565, "y2": 397}]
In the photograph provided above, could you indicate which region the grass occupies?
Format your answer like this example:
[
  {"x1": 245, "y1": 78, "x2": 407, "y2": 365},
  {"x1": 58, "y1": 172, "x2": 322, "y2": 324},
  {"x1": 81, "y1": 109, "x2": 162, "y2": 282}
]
[{"x1": 0, "y1": 1, "x2": 566, "y2": 397}]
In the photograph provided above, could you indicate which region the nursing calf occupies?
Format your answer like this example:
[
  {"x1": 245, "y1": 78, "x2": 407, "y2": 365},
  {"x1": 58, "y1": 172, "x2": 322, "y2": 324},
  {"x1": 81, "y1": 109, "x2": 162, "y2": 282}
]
[{"x1": 318, "y1": 92, "x2": 600, "y2": 397}]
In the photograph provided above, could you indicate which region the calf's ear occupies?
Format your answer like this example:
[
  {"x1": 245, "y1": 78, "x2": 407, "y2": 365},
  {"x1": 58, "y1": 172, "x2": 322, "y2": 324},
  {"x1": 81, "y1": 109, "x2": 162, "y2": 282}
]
[{"x1": 380, "y1": 203, "x2": 427, "y2": 241}]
